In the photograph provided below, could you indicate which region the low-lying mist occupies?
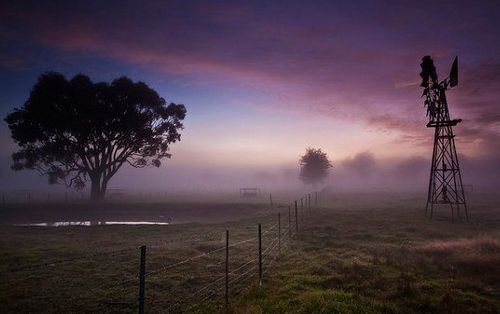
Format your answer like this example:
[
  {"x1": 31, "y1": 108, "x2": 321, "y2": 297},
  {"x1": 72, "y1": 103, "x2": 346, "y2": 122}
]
[{"x1": 1, "y1": 150, "x2": 498, "y2": 196}]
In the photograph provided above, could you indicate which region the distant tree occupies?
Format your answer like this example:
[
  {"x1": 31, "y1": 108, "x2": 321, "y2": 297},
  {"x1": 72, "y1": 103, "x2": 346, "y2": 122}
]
[
  {"x1": 5, "y1": 72, "x2": 186, "y2": 200},
  {"x1": 299, "y1": 148, "x2": 333, "y2": 185}
]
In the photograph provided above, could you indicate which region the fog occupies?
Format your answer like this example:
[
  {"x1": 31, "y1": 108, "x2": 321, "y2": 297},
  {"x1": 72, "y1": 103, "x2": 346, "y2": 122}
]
[{"x1": 1, "y1": 149, "x2": 498, "y2": 198}]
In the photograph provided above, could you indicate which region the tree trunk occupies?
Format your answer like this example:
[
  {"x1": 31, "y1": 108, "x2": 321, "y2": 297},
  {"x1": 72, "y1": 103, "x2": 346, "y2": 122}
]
[
  {"x1": 90, "y1": 173, "x2": 105, "y2": 201},
  {"x1": 100, "y1": 176, "x2": 109, "y2": 200}
]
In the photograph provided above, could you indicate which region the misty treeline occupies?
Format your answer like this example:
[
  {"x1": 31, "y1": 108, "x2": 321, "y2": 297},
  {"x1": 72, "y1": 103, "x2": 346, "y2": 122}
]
[{"x1": 5, "y1": 72, "x2": 186, "y2": 200}]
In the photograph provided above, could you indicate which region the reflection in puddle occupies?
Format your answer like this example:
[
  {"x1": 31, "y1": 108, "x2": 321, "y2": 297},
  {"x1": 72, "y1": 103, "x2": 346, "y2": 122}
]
[{"x1": 17, "y1": 221, "x2": 171, "y2": 227}]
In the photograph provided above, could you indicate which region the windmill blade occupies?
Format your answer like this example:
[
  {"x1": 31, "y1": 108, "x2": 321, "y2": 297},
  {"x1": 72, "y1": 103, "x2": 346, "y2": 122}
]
[
  {"x1": 449, "y1": 56, "x2": 458, "y2": 87},
  {"x1": 420, "y1": 56, "x2": 438, "y2": 87}
]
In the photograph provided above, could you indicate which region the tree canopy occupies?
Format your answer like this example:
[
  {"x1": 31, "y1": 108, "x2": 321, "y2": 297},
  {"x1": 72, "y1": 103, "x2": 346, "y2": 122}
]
[
  {"x1": 299, "y1": 148, "x2": 333, "y2": 185},
  {"x1": 5, "y1": 72, "x2": 186, "y2": 200}
]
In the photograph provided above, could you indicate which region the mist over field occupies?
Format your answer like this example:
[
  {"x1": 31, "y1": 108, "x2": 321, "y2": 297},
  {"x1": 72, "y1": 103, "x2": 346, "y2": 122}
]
[{"x1": 2, "y1": 150, "x2": 498, "y2": 195}]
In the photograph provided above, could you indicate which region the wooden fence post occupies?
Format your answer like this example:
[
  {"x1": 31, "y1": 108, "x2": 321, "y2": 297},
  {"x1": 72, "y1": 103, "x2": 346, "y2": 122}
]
[
  {"x1": 269, "y1": 193, "x2": 273, "y2": 207},
  {"x1": 258, "y1": 224, "x2": 262, "y2": 286},
  {"x1": 294, "y1": 201, "x2": 298, "y2": 233},
  {"x1": 305, "y1": 194, "x2": 308, "y2": 215},
  {"x1": 225, "y1": 230, "x2": 229, "y2": 313},
  {"x1": 300, "y1": 198, "x2": 303, "y2": 220},
  {"x1": 278, "y1": 213, "x2": 281, "y2": 254},
  {"x1": 139, "y1": 245, "x2": 146, "y2": 314},
  {"x1": 308, "y1": 193, "x2": 311, "y2": 215},
  {"x1": 288, "y1": 205, "x2": 291, "y2": 238}
]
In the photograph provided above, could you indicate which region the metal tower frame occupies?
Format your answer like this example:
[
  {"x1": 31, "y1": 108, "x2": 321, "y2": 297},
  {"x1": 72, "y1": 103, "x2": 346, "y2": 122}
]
[{"x1": 420, "y1": 56, "x2": 468, "y2": 220}]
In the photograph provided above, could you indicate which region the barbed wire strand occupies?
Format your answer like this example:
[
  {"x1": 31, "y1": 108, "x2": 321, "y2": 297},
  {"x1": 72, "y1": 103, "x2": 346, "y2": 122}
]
[
  {"x1": 163, "y1": 274, "x2": 226, "y2": 312},
  {"x1": 228, "y1": 258, "x2": 257, "y2": 276},
  {"x1": 146, "y1": 226, "x2": 279, "y2": 277}
]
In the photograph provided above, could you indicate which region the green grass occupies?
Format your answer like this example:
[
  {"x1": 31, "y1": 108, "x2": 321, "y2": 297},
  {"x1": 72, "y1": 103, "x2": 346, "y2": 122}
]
[
  {"x1": 1, "y1": 193, "x2": 499, "y2": 313},
  {"x1": 231, "y1": 194, "x2": 500, "y2": 313}
]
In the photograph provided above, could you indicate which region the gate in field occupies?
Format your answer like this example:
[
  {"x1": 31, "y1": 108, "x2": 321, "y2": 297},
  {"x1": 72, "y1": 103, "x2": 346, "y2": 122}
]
[{"x1": 239, "y1": 188, "x2": 261, "y2": 197}]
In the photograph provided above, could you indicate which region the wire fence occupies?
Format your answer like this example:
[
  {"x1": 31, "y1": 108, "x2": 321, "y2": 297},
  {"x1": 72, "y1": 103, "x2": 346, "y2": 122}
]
[
  {"x1": 2, "y1": 191, "x2": 322, "y2": 313},
  {"x1": 0, "y1": 190, "x2": 316, "y2": 205}
]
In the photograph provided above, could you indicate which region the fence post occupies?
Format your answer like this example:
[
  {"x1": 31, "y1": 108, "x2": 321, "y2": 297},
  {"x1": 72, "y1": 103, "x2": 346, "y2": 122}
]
[
  {"x1": 28, "y1": 192, "x2": 31, "y2": 204},
  {"x1": 139, "y1": 245, "x2": 146, "y2": 314},
  {"x1": 308, "y1": 193, "x2": 311, "y2": 215},
  {"x1": 315, "y1": 191, "x2": 318, "y2": 207},
  {"x1": 47, "y1": 192, "x2": 50, "y2": 203},
  {"x1": 294, "y1": 201, "x2": 298, "y2": 233},
  {"x1": 269, "y1": 193, "x2": 273, "y2": 207},
  {"x1": 300, "y1": 198, "x2": 303, "y2": 220},
  {"x1": 225, "y1": 230, "x2": 229, "y2": 313},
  {"x1": 258, "y1": 224, "x2": 262, "y2": 286},
  {"x1": 305, "y1": 195, "x2": 308, "y2": 215},
  {"x1": 288, "y1": 205, "x2": 291, "y2": 238},
  {"x1": 65, "y1": 191, "x2": 68, "y2": 203},
  {"x1": 278, "y1": 213, "x2": 281, "y2": 254}
]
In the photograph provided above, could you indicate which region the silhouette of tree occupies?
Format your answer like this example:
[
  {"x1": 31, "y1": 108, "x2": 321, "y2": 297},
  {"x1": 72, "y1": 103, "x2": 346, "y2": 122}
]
[
  {"x1": 299, "y1": 148, "x2": 332, "y2": 185},
  {"x1": 5, "y1": 72, "x2": 186, "y2": 200}
]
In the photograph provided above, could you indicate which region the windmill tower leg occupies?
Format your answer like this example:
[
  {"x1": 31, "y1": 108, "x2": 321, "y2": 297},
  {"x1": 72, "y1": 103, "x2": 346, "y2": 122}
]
[
  {"x1": 426, "y1": 127, "x2": 439, "y2": 218},
  {"x1": 426, "y1": 124, "x2": 467, "y2": 220},
  {"x1": 453, "y1": 138, "x2": 469, "y2": 221}
]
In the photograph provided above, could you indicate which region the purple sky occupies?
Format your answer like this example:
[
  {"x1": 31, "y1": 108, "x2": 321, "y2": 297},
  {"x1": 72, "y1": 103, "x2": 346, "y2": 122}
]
[{"x1": 1, "y1": 1, "x2": 499, "y2": 192}]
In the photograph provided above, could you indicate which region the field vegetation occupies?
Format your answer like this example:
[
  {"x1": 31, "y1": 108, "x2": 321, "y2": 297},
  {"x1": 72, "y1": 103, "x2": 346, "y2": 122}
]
[{"x1": 1, "y1": 193, "x2": 499, "y2": 313}]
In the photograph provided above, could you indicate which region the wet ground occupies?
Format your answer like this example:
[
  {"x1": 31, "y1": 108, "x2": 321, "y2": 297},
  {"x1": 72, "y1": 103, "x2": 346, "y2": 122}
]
[{"x1": 0, "y1": 201, "x2": 270, "y2": 225}]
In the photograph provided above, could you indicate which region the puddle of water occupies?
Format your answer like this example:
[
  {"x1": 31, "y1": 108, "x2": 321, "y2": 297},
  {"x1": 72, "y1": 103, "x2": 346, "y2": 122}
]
[{"x1": 16, "y1": 221, "x2": 171, "y2": 227}]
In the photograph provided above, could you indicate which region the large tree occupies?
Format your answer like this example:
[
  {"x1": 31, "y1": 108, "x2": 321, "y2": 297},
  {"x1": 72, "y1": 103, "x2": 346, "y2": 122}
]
[
  {"x1": 5, "y1": 72, "x2": 186, "y2": 200},
  {"x1": 299, "y1": 148, "x2": 333, "y2": 185}
]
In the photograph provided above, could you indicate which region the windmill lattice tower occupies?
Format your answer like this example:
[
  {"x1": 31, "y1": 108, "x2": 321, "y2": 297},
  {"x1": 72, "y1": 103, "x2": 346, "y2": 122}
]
[{"x1": 419, "y1": 56, "x2": 468, "y2": 220}]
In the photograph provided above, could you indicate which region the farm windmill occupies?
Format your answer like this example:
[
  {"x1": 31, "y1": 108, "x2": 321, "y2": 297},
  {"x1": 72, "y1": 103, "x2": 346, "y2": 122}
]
[{"x1": 419, "y1": 56, "x2": 468, "y2": 220}]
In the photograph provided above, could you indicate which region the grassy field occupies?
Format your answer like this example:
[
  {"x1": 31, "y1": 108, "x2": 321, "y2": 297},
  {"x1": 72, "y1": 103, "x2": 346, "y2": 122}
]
[
  {"x1": 0, "y1": 199, "x2": 284, "y2": 313},
  {"x1": 236, "y1": 194, "x2": 500, "y2": 313},
  {"x1": 1, "y1": 193, "x2": 499, "y2": 313}
]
